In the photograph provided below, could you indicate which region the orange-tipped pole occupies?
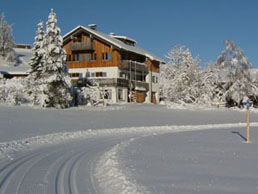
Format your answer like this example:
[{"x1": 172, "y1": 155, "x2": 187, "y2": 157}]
[{"x1": 247, "y1": 108, "x2": 250, "y2": 143}]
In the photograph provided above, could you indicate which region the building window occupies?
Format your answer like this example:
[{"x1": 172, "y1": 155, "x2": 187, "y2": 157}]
[
  {"x1": 72, "y1": 55, "x2": 76, "y2": 61},
  {"x1": 77, "y1": 54, "x2": 83, "y2": 62},
  {"x1": 92, "y1": 53, "x2": 97, "y2": 61},
  {"x1": 86, "y1": 53, "x2": 97, "y2": 61},
  {"x1": 91, "y1": 72, "x2": 95, "y2": 77},
  {"x1": 102, "y1": 52, "x2": 112, "y2": 60},
  {"x1": 120, "y1": 72, "x2": 127, "y2": 79},
  {"x1": 118, "y1": 88, "x2": 123, "y2": 100},
  {"x1": 77, "y1": 36, "x2": 82, "y2": 42},
  {"x1": 152, "y1": 76, "x2": 158, "y2": 83},
  {"x1": 86, "y1": 72, "x2": 90, "y2": 78},
  {"x1": 96, "y1": 72, "x2": 102, "y2": 77},
  {"x1": 107, "y1": 53, "x2": 112, "y2": 60},
  {"x1": 70, "y1": 73, "x2": 80, "y2": 78},
  {"x1": 95, "y1": 72, "x2": 107, "y2": 77},
  {"x1": 86, "y1": 53, "x2": 90, "y2": 61},
  {"x1": 120, "y1": 54, "x2": 128, "y2": 60},
  {"x1": 66, "y1": 55, "x2": 72, "y2": 62}
]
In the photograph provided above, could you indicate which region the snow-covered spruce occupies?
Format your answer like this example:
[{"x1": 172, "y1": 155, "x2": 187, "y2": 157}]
[
  {"x1": 38, "y1": 9, "x2": 73, "y2": 108},
  {"x1": 0, "y1": 12, "x2": 17, "y2": 63},
  {"x1": 29, "y1": 21, "x2": 44, "y2": 80},
  {"x1": 26, "y1": 21, "x2": 47, "y2": 106},
  {"x1": 0, "y1": 10, "x2": 74, "y2": 108}
]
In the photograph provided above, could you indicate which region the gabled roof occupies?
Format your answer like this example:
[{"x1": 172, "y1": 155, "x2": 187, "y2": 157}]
[{"x1": 63, "y1": 25, "x2": 165, "y2": 63}]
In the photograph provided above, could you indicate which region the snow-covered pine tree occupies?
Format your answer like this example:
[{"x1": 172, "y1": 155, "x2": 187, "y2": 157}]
[
  {"x1": 26, "y1": 21, "x2": 46, "y2": 105},
  {"x1": 29, "y1": 21, "x2": 44, "y2": 79},
  {"x1": 162, "y1": 44, "x2": 201, "y2": 104},
  {"x1": 40, "y1": 9, "x2": 72, "y2": 108},
  {"x1": 0, "y1": 12, "x2": 17, "y2": 63},
  {"x1": 217, "y1": 39, "x2": 255, "y2": 107}
]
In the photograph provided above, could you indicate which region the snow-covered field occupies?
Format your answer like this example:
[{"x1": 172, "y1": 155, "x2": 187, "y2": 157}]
[{"x1": 0, "y1": 103, "x2": 258, "y2": 194}]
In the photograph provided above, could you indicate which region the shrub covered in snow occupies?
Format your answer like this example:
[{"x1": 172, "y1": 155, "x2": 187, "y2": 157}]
[
  {"x1": 75, "y1": 86, "x2": 99, "y2": 106},
  {"x1": 0, "y1": 78, "x2": 31, "y2": 105}
]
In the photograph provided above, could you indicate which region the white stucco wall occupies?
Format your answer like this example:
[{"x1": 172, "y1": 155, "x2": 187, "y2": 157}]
[{"x1": 68, "y1": 67, "x2": 119, "y2": 79}]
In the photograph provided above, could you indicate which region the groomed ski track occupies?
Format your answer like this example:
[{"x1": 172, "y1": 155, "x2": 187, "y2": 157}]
[{"x1": 0, "y1": 122, "x2": 257, "y2": 194}]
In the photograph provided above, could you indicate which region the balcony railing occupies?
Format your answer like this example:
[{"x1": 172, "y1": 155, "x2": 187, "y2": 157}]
[
  {"x1": 129, "y1": 81, "x2": 149, "y2": 91},
  {"x1": 119, "y1": 60, "x2": 149, "y2": 72},
  {"x1": 70, "y1": 41, "x2": 95, "y2": 51},
  {"x1": 88, "y1": 78, "x2": 149, "y2": 90}
]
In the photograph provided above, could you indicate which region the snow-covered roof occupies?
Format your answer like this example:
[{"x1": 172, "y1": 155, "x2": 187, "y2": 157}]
[
  {"x1": 63, "y1": 25, "x2": 165, "y2": 63},
  {"x1": 111, "y1": 35, "x2": 137, "y2": 44},
  {"x1": 0, "y1": 48, "x2": 32, "y2": 74}
]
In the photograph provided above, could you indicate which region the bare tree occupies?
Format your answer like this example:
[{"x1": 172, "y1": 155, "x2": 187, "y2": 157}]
[
  {"x1": 217, "y1": 39, "x2": 255, "y2": 107},
  {"x1": 0, "y1": 12, "x2": 16, "y2": 63},
  {"x1": 161, "y1": 44, "x2": 201, "y2": 104}
]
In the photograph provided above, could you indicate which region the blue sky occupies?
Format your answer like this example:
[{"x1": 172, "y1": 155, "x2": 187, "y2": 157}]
[{"x1": 1, "y1": 0, "x2": 258, "y2": 67}]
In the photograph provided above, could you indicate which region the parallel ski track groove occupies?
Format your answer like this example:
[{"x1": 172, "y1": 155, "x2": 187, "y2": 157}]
[
  {"x1": 68, "y1": 152, "x2": 87, "y2": 194},
  {"x1": 0, "y1": 151, "x2": 45, "y2": 193},
  {"x1": 55, "y1": 151, "x2": 79, "y2": 194},
  {"x1": 15, "y1": 149, "x2": 62, "y2": 194},
  {"x1": 0, "y1": 136, "x2": 128, "y2": 194}
]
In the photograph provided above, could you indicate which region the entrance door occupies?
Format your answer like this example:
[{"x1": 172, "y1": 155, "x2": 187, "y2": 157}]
[
  {"x1": 151, "y1": 92, "x2": 156, "y2": 104},
  {"x1": 136, "y1": 91, "x2": 145, "y2": 103}
]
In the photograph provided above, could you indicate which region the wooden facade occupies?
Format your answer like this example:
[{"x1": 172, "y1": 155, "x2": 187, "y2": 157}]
[
  {"x1": 64, "y1": 32, "x2": 120, "y2": 69},
  {"x1": 63, "y1": 29, "x2": 161, "y2": 73},
  {"x1": 63, "y1": 26, "x2": 164, "y2": 104},
  {"x1": 145, "y1": 58, "x2": 160, "y2": 73}
]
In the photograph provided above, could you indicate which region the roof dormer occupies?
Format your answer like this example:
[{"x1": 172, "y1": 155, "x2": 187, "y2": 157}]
[{"x1": 110, "y1": 34, "x2": 137, "y2": 47}]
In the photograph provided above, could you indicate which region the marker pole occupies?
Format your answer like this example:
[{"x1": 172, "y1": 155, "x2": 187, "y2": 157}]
[{"x1": 247, "y1": 107, "x2": 250, "y2": 143}]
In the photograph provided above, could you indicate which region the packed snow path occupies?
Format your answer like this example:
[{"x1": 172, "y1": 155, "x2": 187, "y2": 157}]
[
  {"x1": 1, "y1": 104, "x2": 258, "y2": 193},
  {"x1": 1, "y1": 123, "x2": 258, "y2": 194},
  {"x1": 0, "y1": 136, "x2": 128, "y2": 194}
]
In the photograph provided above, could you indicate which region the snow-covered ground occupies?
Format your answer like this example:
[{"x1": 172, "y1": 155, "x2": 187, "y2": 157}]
[
  {"x1": 0, "y1": 103, "x2": 258, "y2": 194},
  {"x1": 0, "y1": 48, "x2": 31, "y2": 74}
]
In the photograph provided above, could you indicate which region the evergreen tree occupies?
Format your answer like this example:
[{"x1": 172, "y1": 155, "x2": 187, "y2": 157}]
[
  {"x1": 0, "y1": 12, "x2": 16, "y2": 63},
  {"x1": 27, "y1": 21, "x2": 46, "y2": 105},
  {"x1": 29, "y1": 21, "x2": 44, "y2": 79},
  {"x1": 40, "y1": 9, "x2": 72, "y2": 108}
]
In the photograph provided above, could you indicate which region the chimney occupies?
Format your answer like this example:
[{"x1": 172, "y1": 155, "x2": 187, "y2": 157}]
[{"x1": 88, "y1": 24, "x2": 97, "y2": 30}]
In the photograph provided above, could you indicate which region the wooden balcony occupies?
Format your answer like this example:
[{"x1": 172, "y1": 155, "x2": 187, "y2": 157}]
[
  {"x1": 119, "y1": 60, "x2": 149, "y2": 72},
  {"x1": 89, "y1": 78, "x2": 149, "y2": 90},
  {"x1": 70, "y1": 41, "x2": 95, "y2": 51}
]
